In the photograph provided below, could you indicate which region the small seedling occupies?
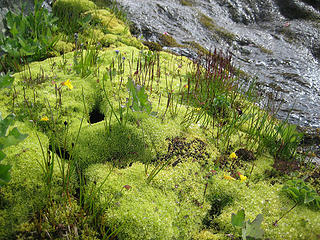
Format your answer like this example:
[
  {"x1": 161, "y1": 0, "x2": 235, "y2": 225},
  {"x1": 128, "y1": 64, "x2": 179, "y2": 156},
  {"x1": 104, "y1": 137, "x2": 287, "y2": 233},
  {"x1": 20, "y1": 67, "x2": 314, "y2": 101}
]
[{"x1": 231, "y1": 209, "x2": 264, "y2": 240}]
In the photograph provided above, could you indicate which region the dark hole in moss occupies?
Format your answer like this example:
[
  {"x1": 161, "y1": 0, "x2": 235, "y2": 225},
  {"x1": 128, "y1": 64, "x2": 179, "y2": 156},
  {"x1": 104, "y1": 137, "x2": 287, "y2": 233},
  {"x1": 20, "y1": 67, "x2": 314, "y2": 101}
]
[
  {"x1": 49, "y1": 144, "x2": 71, "y2": 160},
  {"x1": 203, "y1": 193, "x2": 233, "y2": 228},
  {"x1": 89, "y1": 108, "x2": 105, "y2": 123}
]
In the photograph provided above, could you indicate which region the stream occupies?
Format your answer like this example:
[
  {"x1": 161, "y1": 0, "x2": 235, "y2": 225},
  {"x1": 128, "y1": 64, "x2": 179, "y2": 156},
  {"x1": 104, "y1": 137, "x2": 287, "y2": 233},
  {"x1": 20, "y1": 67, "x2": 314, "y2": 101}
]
[{"x1": 115, "y1": 0, "x2": 320, "y2": 129}]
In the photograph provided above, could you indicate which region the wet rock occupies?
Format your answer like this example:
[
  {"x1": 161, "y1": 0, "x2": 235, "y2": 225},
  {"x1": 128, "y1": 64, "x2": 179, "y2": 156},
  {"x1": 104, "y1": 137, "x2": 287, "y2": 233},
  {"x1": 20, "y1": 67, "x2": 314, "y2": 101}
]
[
  {"x1": 276, "y1": 0, "x2": 320, "y2": 19},
  {"x1": 116, "y1": 0, "x2": 320, "y2": 128}
]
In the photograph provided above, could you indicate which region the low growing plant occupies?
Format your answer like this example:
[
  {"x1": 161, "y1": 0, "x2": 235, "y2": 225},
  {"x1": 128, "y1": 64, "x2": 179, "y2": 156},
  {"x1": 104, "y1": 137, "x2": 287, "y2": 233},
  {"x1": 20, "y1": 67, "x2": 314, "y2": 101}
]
[
  {"x1": 0, "y1": 113, "x2": 28, "y2": 186},
  {"x1": 273, "y1": 179, "x2": 320, "y2": 226},
  {"x1": 231, "y1": 209, "x2": 264, "y2": 240},
  {"x1": 0, "y1": 0, "x2": 59, "y2": 72}
]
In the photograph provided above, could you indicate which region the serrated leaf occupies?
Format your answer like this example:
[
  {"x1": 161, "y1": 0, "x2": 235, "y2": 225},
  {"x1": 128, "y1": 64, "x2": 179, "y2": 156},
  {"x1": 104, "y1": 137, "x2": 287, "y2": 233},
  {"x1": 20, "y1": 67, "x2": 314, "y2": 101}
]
[
  {"x1": 246, "y1": 214, "x2": 264, "y2": 239},
  {"x1": 0, "y1": 163, "x2": 11, "y2": 186},
  {"x1": 231, "y1": 209, "x2": 245, "y2": 228}
]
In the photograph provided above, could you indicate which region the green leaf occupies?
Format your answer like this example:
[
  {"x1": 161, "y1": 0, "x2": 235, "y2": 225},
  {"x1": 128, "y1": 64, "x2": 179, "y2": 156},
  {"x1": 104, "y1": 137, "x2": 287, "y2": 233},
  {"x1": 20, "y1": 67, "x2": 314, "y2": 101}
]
[
  {"x1": 0, "y1": 113, "x2": 15, "y2": 137},
  {"x1": 0, "y1": 163, "x2": 11, "y2": 187},
  {"x1": 246, "y1": 214, "x2": 264, "y2": 239},
  {"x1": 0, "y1": 127, "x2": 28, "y2": 149},
  {"x1": 127, "y1": 78, "x2": 152, "y2": 114},
  {"x1": 231, "y1": 209, "x2": 245, "y2": 228},
  {"x1": 304, "y1": 191, "x2": 316, "y2": 204},
  {"x1": 0, "y1": 73, "x2": 14, "y2": 89}
]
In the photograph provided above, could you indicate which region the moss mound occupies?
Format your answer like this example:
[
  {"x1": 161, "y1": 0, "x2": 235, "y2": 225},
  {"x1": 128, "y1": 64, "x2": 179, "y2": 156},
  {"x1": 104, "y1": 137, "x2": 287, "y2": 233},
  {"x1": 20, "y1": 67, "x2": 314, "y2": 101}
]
[{"x1": 86, "y1": 161, "x2": 210, "y2": 239}]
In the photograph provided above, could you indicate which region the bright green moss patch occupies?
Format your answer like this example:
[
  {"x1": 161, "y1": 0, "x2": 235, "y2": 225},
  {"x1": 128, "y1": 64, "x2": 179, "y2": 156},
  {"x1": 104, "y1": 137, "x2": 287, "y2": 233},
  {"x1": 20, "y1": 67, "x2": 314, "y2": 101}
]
[
  {"x1": 86, "y1": 161, "x2": 210, "y2": 239},
  {"x1": 87, "y1": 9, "x2": 129, "y2": 35},
  {"x1": 0, "y1": 122, "x2": 61, "y2": 239},
  {"x1": 53, "y1": 0, "x2": 97, "y2": 32},
  {"x1": 73, "y1": 121, "x2": 151, "y2": 168},
  {"x1": 206, "y1": 172, "x2": 320, "y2": 239}
]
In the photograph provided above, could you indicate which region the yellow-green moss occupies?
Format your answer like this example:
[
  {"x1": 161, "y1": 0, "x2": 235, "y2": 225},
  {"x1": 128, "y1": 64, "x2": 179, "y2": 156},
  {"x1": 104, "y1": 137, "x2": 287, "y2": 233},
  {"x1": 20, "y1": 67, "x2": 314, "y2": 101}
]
[
  {"x1": 72, "y1": 121, "x2": 153, "y2": 168},
  {"x1": 0, "y1": 122, "x2": 61, "y2": 239},
  {"x1": 194, "y1": 230, "x2": 227, "y2": 240},
  {"x1": 86, "y1": 9, "x2": 129, "y2": 35},
  {"x1": 207, "y1": 172, "x2": 320, "y2": 240},
  {"x1": 86, "y1": 161, "x2": 210, "y2": 239},
  {"x1": 53, "y1": 0, "x2": 97, "y2": 32},
  {"x1": 54, "y1": 39, "x2": 75, "y2": 54}
]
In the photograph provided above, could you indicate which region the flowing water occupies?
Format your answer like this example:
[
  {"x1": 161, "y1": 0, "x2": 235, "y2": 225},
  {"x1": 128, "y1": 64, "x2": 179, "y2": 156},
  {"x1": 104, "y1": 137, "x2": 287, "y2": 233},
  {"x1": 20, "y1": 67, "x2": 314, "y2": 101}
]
[{"x1": 116, "y1": 0, "x2": 320, "y2": 128}]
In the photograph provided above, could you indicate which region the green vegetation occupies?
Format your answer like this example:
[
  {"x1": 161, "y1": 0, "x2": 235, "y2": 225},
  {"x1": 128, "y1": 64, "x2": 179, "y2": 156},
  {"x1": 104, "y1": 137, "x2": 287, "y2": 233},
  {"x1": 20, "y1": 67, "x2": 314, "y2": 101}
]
[
  {"x1": 180, "y1": 0, "x2": 194, "y2": 7},
  {"x1": 0, "y1": 0, "x2": 319, "y2": 239},
  {"x1": 0, "y1": 0, "x2": 59, "y2": 72}
]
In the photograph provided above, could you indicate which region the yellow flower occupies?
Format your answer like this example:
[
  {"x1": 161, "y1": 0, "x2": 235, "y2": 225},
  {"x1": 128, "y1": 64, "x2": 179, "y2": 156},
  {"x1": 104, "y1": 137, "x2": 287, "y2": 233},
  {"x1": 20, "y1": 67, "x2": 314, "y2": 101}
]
[
  {"x1": 239, "y1": 174, "x2": 247, "y2": 183},
  {"x1": 61, "y1": 79, "x2": 73, "y2": 90},
  {"x1": 223, "y1": 174, "x2": 235, "y2": 181},
  {"x1": 40, "y1": 116, "x2": 49, "y2": 121},
  {"x1": 229, "y1": 152, "x2": 238, "y2": 159}
]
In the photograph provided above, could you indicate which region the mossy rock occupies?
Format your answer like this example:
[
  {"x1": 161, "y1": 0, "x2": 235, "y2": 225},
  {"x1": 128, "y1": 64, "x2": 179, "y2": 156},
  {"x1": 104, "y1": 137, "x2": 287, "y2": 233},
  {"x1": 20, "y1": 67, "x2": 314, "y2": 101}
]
[
  {"x1": 159, "y1": 34, "x2": 182, "y2": 47},
  {"x1": 86, "y1": 9, "x2": 128, "y2": 36},
  {"x1": 53, "y1": 0, "x2": 97, "y2": 32},
  {"x1": 180, "y1": 0, "x2": 194, "y2": 7},
  {"x1": 199, "y1": 13, "x2": 236, "y2": 43},
  {"x1": 143, "y1": 41, "x2": 163, "y2": 51}
]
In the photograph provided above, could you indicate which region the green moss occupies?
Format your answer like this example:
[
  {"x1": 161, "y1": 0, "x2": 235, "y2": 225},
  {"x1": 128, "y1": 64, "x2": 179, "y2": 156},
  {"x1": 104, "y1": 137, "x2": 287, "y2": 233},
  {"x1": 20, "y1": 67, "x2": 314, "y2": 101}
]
[
  {"x1": 86, "y1": 161, "x2": 210, "y2": 239},
  {"x1": 73, "y1": 122, "x2": 151, "y2": 168},
  {"x1": 53, "y1": 0, "x2": 97, "y2": 33},
  {"x1": 159, "y1": 34, "x2": 183, "y2": 47},
  {"x1": 199, "y1": 13, "x2": 236, "y2": 43},
  {"x1": 180, "y1": 0, "x2": 194, "y2": 7},
  {"x1": 207, "y1": 172, "x2": 320, "y2": 239},
  {"x1": 0, "y1": 122, "x2": 61, "y2": 239},
  {"x1": 142, "y1": 41, "x2": 163, "y2": 51}
]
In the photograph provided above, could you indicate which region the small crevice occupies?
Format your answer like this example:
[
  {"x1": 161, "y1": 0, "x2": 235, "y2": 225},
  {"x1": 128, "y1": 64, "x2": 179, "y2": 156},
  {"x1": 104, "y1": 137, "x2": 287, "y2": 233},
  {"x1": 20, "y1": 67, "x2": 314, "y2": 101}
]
[{"x1": 89, "y1": 107, "x2": 105, "y2": 124}]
